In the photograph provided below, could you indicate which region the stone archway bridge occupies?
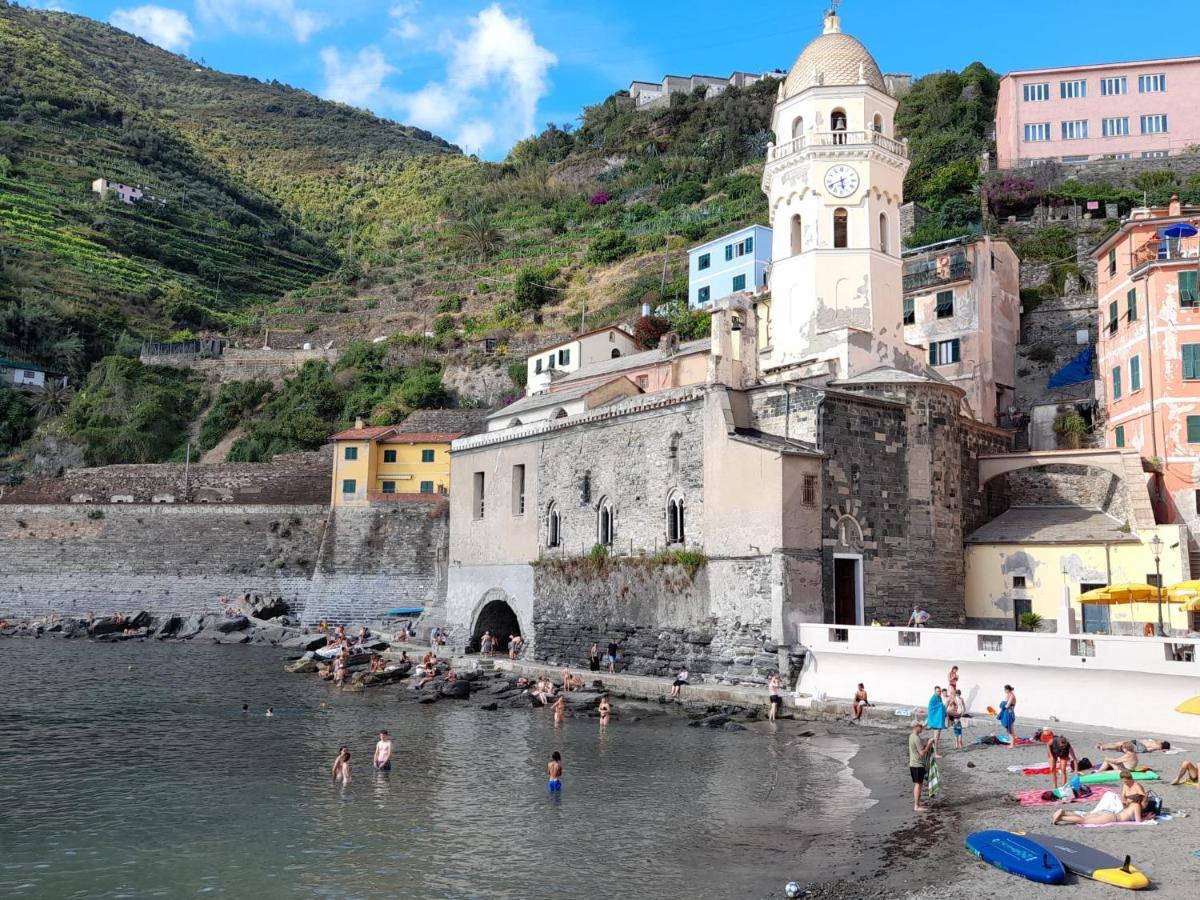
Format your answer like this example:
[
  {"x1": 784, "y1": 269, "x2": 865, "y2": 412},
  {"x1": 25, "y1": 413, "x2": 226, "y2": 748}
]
[{"x1": 978, "y1": 448, "x2": 1156, "y2": 529}]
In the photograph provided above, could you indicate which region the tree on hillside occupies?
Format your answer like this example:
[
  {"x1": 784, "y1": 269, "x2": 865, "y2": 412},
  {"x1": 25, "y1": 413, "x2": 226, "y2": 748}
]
[{"x1": 450, "y1": 202, "x2": 503, "y2": 259}]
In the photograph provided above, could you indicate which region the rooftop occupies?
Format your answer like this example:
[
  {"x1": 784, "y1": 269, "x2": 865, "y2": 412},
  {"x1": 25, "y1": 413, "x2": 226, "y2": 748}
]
[
  {"x1": 1001, "y1": 55, "x2": 1200, "y2": 79},
  {"x1": 965, "y1": 506, "x2": 1139, "y2": 545},
  {"x1": 782, "y1": 12, "x2": 887, "y2": 100},
  {"x1": 379, "y1": 432, "x2": 464, "y2": 444},
  {"x1": 555, "y1": 337, "x2": 710, "y2": 386},
  {"x1": 330, "y1": 425, "x2": 396, "y2": 441},
  {"x1": 395, "y1": 408, "x2": 489, "y2": 436}
]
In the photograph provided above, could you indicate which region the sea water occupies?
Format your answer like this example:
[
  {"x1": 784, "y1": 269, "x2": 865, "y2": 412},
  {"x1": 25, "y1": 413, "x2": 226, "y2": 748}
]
[{"x1": 0, "y1": 640, "x2": 862, "y2": 899}]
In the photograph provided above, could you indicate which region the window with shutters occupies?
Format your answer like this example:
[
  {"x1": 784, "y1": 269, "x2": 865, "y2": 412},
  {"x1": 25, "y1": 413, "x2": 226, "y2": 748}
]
[
  {"x1": 421, "y1": 449, "x2": 435, "y2": 462},
  {"x1": 903, "y1": 297, "x2": 915, "y2": 325},
  {"x1": 342, "y1": 479, "x2": 356, "y2": 494},
  {"x1": 928, "y1": 339, "x2": 960, "y2": 366},
  {"x1": 383, "y1": 449, "x2": 397, "y2": 463},
  {"x1": 382, "y1": 481, "x2": 396, "y2": 493},
  {"x1": 1112, "y1": 365, "x2": 1122, "y2": 400},
  {"x1": 1108, "y1": 249, "x2": 1117, "y2": 277},
  {"x1": 1188, "y1": 416, "x2": 1200, "y2": 443},
  {"x1": 935, "y1": 290, "x2": 954, "y2": 319},
  {"x1": 732, "y1": 273, "x2": 746, "y2": 292},
  {"x1": 1108, "y1": 300, "x2": 1119, "y2": 333},
  {"x1": 698, "y1": 253, "x2": 710, "y2": 271},
  {"x1": 1182, "y1": 344, "x2": 1200, "y2": 380},
  {"x1": 344, "y1": 446, "x2": 358, "y2": 460},
  {"x1": 1114, "y1": 426, "x2": 1125, "y2": 448},
  {"x1": 1127, "y1": 288, "x2": 1137, "y2": 322},
  {"x1": 1130, "y1": 355, "x2": 1141, "y2": 392},
  {"x1": 1180, "y1": 271, "x2": 1198, "y2": 307}
]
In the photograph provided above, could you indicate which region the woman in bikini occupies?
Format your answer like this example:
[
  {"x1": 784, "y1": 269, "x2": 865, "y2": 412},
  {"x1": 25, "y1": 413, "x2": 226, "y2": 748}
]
[
  {"x1": 598, "y1": 694, "x2": 611, "y2": 728},
  {"x1": 1052, "y1": 773, "x2": 1148, "y2": 826},
  {"x1": 1171, "y1": 759, "x2": 1199, "y2": 785}
]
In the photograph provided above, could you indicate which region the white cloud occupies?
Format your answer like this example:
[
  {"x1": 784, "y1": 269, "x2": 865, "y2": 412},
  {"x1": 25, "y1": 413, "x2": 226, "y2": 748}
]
[
  {"x1": 388, "y1": 2, "x2": 421, "y2": 41},
  {"x1": 400, "y1": 4, "x2": 556, "y2": 155},
  {"x1": 320, "y1": 46, "x2": 396, "y2": 111},
  {"x1": 110, "y1": 6, "x2": 195, "y2": 52},
  {"x1": 26, "y1": 0, "x2": 69, "y2": 9},
  {"x1": 195, "y1": 0, "x2": 326, "y2": 44}
]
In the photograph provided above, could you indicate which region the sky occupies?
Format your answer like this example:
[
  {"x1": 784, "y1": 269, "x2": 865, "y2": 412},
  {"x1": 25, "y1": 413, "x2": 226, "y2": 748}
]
[{"x1": 20, "y1": 1, "x2": 1200, "y2": 158}]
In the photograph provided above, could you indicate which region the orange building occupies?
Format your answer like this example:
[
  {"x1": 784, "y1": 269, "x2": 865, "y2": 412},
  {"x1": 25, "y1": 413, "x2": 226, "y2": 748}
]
[{"x1": 1094, "y1": 195, "x2": 1200, "y2": 532}]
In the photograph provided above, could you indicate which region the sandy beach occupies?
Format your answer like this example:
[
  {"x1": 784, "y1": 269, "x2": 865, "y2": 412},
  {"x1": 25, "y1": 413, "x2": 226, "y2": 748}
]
[{"x1": 786, "y1": 713, "x2": 1199, "y2": 899}]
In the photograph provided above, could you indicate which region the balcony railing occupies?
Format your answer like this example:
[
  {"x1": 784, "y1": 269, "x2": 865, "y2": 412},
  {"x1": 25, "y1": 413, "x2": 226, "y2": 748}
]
[
  {"x1": 902, "y1": 259, "x2": 972, "y2": 292},
  {"x1": 767, "y1": 129, "x2": 908, "y2": 163}
]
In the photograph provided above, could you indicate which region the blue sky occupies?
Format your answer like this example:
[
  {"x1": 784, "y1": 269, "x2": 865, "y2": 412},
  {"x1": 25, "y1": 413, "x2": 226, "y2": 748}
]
[{"x1": 23, "y1": 1, "x2": 1200, "y2": 158}]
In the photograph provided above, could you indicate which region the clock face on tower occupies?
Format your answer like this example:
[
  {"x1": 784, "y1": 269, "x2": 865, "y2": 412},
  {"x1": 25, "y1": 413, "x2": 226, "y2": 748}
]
[{"x1": 823, "y1": 165, "x2": 860, "y2": 198}]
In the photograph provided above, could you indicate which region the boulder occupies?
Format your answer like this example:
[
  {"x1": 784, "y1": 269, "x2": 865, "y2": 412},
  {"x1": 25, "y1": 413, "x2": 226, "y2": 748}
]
[
  {"x1": 128, "y1": 611, "x2": 153, "y2": 630},
  {"x1": 439, "y1": 680, "x2": 471, "y2": 699},
  {"x1": 361, "y1": 664, "x2": 411, "y2": 687},
  {"x1": 480, "y1": 701, "x2": 499, "y2": 711},
  {"x1": 280, "y1": 634, "x2": 327, "y2": 652},
  {"x1": 154, "y1": 616, "x2": 182, "y2": 639},
  {"x1": 488, "y1": 681, "x2": 518, "y2": 695},
  {"x1": 215, "y1": 615, "x2": 250, "y2": 633},
  {"x1": 688, "y1": 714, "x2": 731, "y2": 729},
  {"x1": 562, "y1": 691, "x2": 602, "y2": 710},
  {"x1": 723, "y1": 721, "x2": 748, "y2": 732},
  {"x1": 341, "y1": 681, "x2": 364, "y2": 693},
  {"x1": 286, "y1": 658, "x2": 320, "y2": 674},
  {"x1": 249, "y1": 596, "x2": 289, "y2": 620},
  {"x1": 214, "y1": 631, "x2": 250, "y2": 644},
  {"x1": 175, "y1": 616, "x2": 205, "y2": 640},
  {"x1": 89, "y1": 618, "x2": 125, "y2": 637},
  {"x1": 418, "y1": 693, "x2": 439, "y2": 704}
]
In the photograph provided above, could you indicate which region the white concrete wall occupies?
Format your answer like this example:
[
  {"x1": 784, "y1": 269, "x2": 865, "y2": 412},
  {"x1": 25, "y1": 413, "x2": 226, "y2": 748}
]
[{"x1": 796, "y1": 623, "x2": 1200, "y2": 738}]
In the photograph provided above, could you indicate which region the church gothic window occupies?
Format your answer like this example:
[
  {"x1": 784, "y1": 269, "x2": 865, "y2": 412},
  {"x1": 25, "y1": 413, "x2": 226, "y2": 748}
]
[
  {"x1": 597, "y1": 497, "x2": 614, "y2": 546},
  {"x1": 546, "y1": 502, "x2": 561, "y2": 548},
  {"x1": 666, "y1": 491, "x2": 685, "y2": 545},
  {"x1": 833, "y1": 208, "x2": 848, "y2": 248}
]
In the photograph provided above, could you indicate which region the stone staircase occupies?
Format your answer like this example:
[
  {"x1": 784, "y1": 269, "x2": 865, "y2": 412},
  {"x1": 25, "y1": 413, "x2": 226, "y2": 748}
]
[{"x1": 1119, "y1": 450, "x2": 1157, "y2": 530}]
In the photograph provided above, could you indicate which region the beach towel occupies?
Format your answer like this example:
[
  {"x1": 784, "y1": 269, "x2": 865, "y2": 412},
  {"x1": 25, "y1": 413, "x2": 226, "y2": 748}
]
[
  {"x1": 1013, "y1": 786, "x2": 1114, "y2": 808},
  {"x1": 997, "y1": 701, "x2": 1015, "y2": 732},
  {"x1": 925, "y1": 757, "x2": 941, "y2": 797},
  {"x1": 1080, "y1": 819, "x2": 1158, "y2": 828},
  {"x1": 927, "y1": 693, "x2": 947, "y2": 730}
]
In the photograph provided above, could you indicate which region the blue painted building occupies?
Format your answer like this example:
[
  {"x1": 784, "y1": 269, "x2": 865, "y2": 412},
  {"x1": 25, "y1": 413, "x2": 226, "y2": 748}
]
[{"x1": 687, "y1": 224, "x2": 773, "y2": 308}]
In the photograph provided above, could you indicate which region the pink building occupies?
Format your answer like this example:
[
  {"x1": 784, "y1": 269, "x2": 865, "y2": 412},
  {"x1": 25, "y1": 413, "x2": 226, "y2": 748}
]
[
  {"x1": 996, "y1": 56, "x2": 1200, "y2": 169},
  {"x1": 1093, "y1": 196, "x2": 1200, "y2": 540}
]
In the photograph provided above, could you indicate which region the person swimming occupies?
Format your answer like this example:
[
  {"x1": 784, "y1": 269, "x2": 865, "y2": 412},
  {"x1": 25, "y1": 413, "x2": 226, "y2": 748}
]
[{"x1": 547, "y1": 751, "x2": 563, "y2": 792}]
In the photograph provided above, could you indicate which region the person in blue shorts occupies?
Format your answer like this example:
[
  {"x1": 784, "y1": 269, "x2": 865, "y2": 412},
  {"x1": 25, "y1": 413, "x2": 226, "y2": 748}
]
[{"x1": 547, "y1": 751, "x2": 563, "y2": 792}]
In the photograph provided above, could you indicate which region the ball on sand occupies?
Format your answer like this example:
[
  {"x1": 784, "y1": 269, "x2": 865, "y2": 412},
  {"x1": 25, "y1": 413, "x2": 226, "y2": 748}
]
[{"x1": 785, "y1": 881, "x2": 802, "y2": 898}]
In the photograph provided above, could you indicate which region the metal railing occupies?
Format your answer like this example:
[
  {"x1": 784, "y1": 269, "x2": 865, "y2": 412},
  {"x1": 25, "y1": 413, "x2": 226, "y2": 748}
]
[
  {"x1": 767, "y1": 129, "x2": 908, "y2": 163},
  {"x1": 902, "y1": 259, "x2": 972, "y2": 292}
]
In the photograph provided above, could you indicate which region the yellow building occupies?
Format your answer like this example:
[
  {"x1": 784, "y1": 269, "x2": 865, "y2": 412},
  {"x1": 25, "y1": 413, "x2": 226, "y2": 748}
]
[
  {"x1": 965, "y1": 506, "x2": 1192, "y2": 634},
  {"x1": 329, "y1": 418, "x2": 466, "y2": 506}
]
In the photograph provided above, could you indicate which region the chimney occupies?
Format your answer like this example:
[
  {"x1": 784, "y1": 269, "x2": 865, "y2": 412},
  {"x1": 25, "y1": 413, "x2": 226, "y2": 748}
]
[
  {"x1": 355, "y1": 417, "x2": 364, "y2": 430},
  {"x1": 1170, "y1": 194, "x2": 1182, "y2": 217}
]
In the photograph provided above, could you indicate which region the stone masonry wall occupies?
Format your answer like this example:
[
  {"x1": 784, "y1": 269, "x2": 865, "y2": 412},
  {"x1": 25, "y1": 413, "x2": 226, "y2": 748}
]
[
  {"x1": 961, "y1": 422, "x2": 1013, "y2": 537},
  {"x1": 536, "y1": 399, "x2": 705, "y2": 556},
  {"x1": 531, "y1": 558, "x2": 780, "y2": 683},
  {"x1": 1003, "y1": 465, "x2": 1132, "y2": 524},
  {"x1": 0, "y1": 450, "x2": 330, "y2": 505},
  {"x1": 139, "y1": 348, "x2": 339, "y2": 382},
  {"x1": 0, "y1": 502, "x2": 447, "y2": 623}
]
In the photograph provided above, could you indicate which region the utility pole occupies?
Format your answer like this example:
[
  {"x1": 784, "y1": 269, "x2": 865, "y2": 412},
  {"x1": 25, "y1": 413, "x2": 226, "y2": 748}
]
[{"x1": 183, "y1": 442, "x2": 192, "y2": 502}]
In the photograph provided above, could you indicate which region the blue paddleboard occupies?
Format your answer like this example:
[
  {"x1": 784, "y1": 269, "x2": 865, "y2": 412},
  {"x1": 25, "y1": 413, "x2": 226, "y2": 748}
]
[{"x1": 965, "y1": 830, "x2": 1067, "y2": 885}]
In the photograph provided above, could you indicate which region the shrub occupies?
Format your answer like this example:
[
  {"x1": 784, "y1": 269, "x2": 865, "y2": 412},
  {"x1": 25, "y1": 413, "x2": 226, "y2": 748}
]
[
  {"x1": 1018, "y1": 612, "x2": 1043, "y2": 632},
  {"x1": 512, "y1": 265, "x2": 560, "y2": 311},
  {"x1": 507, "y1": 361, "x2": 527, "y2": 389},
  {"x1": 1132, "y1": 170, "x2": 1178, "y2": 193},
  {"x1": 586, "y1": 229, "x2": 635, "y2": 265},
  {"x1": 197, "y1": 379, "x2": 273, "y2": 453},
  {"x1": 590, "y1": 191, "x2": 610, "y2": 205},
  {"x1": 587, "y1": 543, "x2": 610, "y2": 567},
  {"x1": 633, "y1": 314, "x2": 671, "y2": 349},
  {"x1": 1019, "y1": 226, "x2": 1076, "y2": 263},
  {"x1": 433, "y1": 314, "x2": 457, "y2": 338},
  {"x1": 658, "y1": 180, "x2": 706, "y2": 208}
]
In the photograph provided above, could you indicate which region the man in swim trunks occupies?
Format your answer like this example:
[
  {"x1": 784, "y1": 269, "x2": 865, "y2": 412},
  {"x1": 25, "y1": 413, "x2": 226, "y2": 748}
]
[
  {"x1": 851, "y1": 683, "x2": 870, "y2": 721},
  {"x1": 331, "y1": 746, "x2": 351, "y2": 784},
  {"x1": 1097, "y1": 738, "x2": 1170, "y2": 753},
  {"x1": 909, "y1": 721, "x2": 934, "y2": 812},
  {"x1": 547, "y1": 751, "x2": 563, "y2": 792},
  {"x1": 607, "y1": 639, "x2": 620, "y2": 673},
  {"x1": 767, "y1": 673, "x2": 782, "y2": 722},
  {"x1": 373, "y1": 730, "x2": 392, "y2": 772}
]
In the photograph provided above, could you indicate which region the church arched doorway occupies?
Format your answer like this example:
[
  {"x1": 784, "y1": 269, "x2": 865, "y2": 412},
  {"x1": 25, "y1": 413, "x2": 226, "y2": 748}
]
[{"x1": 472, "y1": 596, "x2": 520, "y2": 652}]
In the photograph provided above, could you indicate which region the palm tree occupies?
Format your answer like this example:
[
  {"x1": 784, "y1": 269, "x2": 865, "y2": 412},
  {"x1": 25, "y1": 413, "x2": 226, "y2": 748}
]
[
  {"x1": 33, "y1": 379, "x2": 74, "y2": 421},
  {"x1": 450, "y1": 204, "x2": 503, "y2": 260}
]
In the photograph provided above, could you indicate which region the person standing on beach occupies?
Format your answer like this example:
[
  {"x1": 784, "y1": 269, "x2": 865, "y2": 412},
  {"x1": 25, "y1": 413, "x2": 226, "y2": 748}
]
[
  {"x1": 909, "y1": 722, "x2": 934, "y2": 812},
  {"x1": 945, "y1": 690, "x2": 963, "y2": 749},
  {"x1": 998, "y1": 685, "x2": 1017, "y2": 747},
  {"x1": 947, "y1": 665, "x2": 959, "y2": 696},
  {"x1": 926, "y1": 686, "x2": 946, "y2": 756},
  {"x1": 373, "y1": 730, "x2": 393, "y2": 772},
  {"x1": 1047, "y1": 734, "x2": 1078, "y2": 790},
  {"x1": 767, "y1": 673, "x2": 783, "y2": 722},
  {"x1": 589, "y1": 643, "x2": 601, "y2": 672},
  {"x1": 547, "y1": 752, "x2": 563, "y2": 792},
  {"x1": 607, "y1": 639, "x2": 620, "y2": 674}
]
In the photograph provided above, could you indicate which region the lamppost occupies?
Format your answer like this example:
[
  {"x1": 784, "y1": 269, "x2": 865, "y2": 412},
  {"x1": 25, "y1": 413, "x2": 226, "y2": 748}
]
[{"x1": 1150, "y1": 534, "x2": 1165, "y2": 636}]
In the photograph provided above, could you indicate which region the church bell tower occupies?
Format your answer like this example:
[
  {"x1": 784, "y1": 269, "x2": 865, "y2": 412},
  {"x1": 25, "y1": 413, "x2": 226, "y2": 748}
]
[{"x1": 760, "y1": 7, "x2": 912, "y2": 379}]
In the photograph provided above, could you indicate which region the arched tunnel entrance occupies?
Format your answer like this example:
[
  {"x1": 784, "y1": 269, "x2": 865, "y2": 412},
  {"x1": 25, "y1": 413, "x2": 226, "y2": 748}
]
[{"x1": 471, "y1": 597, "x2": 520, "y2": 653}]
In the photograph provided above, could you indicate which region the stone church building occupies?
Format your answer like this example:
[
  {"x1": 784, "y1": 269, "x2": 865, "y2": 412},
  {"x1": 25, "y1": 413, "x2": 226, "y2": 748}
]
[{"x1": 440, "y1": 10, "x2": 1011, "y2": 681}]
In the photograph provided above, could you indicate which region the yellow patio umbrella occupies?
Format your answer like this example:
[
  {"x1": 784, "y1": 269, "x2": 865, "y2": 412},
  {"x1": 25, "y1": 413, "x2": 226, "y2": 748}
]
[
  {"x1": 1164, "y1": 580, "x2": 1200, "y2": 603},
  {"x1": 1076, "y1": 583, "x2": 1158, "y2": 604},
  {"x1": 1183, "y1": 596, "x2": 1200, "y2": 613}
]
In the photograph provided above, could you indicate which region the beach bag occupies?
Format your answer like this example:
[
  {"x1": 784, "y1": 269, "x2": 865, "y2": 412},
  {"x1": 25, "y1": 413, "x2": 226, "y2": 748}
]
[
  {"x1": 1145, "y1": 793, "x2": 1164, "y2": 817},
  {"x1": 1076, "y1": 756, "x2": 1093, "y2": 771}
]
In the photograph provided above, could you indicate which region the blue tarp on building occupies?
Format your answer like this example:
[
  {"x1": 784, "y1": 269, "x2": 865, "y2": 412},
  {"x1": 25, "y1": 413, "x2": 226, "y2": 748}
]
[{"x1": 1047, "y1": 345, "x2": 1094, "y2": 388}]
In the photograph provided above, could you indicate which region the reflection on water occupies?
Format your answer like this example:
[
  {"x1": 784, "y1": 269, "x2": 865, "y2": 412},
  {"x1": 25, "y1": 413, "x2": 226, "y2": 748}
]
[{"x1": 0, "y1": 641, "x2": 864, "y2": 899}]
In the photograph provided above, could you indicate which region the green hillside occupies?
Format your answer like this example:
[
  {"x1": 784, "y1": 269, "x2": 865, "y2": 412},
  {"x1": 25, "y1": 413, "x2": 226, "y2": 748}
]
[{"x1": 0, "y1": 0, "x2": 997, "y2": 469}]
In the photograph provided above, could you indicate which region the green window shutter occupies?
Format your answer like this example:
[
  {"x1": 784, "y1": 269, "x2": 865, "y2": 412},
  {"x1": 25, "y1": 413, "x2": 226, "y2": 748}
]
[
  {"x1": 1185, "y1": 344, "x2": 1200, "y2": 380},
  {"x1": 1127, "y1": 288, "x2": 1138, "y2": 322},
  {"x1": 1109, "y1": 300, "x2": 1119, "y2": 330},
  {"x1": 744, "y1": 236, "x2": 753, "y2": 252},
  {"x1": 1112, "y1": 365, "x2": 1122, "y2": 400},
  {"x1": 725, "y1": 244, "x2": 733, "y2": 261},
  {"x1": 1115, "y1": 425, "x2": 1125, "y2": 448},
  {"x1": 342, "y1": 479, "x2": 356, "y2": 494},
  {"x1": 1130, "y1": 356, "x2": 1141, "y2": 391},
  {"x1": 1108, "y1": 249, "x2": 1117, "y2": 275},
  {"x1": 1188, "y1": 416, "x2": 1200, "y2": 443},
  {"x1": 928, "y1": 344, "x2": 937, "y2": 365},
  {"x1": 1180, "y1": 270, "x2": 1199, "y2": 306},
  {"x1": 344, "y1": 446, "x2": 358, "y2": 460}
]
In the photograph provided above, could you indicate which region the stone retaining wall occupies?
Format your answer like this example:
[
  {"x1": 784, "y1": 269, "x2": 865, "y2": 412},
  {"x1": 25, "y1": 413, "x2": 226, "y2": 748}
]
[{"x1": 0, "y1": 502, "x2": 448, "y2": 623}]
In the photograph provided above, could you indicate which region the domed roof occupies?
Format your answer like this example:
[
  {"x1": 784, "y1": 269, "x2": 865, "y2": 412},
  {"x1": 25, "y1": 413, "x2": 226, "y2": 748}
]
[{"x1": 781, "y1": 12, "x2": 887, "y2": 100}]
